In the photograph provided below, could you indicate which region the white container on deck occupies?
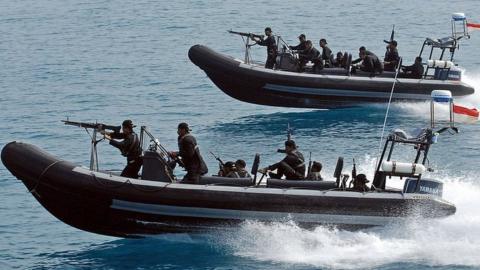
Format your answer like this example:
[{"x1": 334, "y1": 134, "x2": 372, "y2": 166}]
[
  {"x1": 381, "y1": 161, "x2": 426, "y2": 175},
  {"x1": 427, "y1": 60, "x2": 454, "y2": 69}
]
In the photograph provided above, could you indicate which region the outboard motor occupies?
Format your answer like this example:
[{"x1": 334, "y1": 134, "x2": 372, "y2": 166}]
[{"x1": 403, "y1": 178, "x2": 444, "y2": 197}]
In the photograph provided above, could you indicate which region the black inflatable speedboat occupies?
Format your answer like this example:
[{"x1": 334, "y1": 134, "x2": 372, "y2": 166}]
[
  {"x1": 189, "y1": 16, "x2": 475, "y2": 108},
  {"x1": 1, "y1": 122, "x2": 457, "y2": 237},
  {"x1": 189, "y1": 45, "x2": 474, "y2": 109}
]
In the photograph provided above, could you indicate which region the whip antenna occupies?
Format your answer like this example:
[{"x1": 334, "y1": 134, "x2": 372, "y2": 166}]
[{"x1": 376, "y1": 58, "x2": 402, "y2": 166}]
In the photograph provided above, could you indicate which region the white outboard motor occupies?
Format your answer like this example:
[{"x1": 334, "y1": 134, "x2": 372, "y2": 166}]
[{"x1": 403, "y1": 178, "x2": 444, "y2": 197}]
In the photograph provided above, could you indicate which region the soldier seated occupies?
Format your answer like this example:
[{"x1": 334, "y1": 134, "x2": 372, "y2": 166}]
[
  {"x1": 306, "y1": 161, "x2": 323, "y2": 180},
  {"x1": 222, "y1": 161, "x2": 238, "y2": 178},
  {"x1": 297, "y1": 40, "x2": 321, "y2": 72},
  {"x1": 401, "y1": 57, "x2": 424, "y2": 79},
  {"x1": 358, "y1": 51, "x2": 383, "y2": 76},
  {"x1": 235, "y1": 159, "x2": 252, "y2": 178},
  {"x1": 384, "y1": 40, "x2": 400, "y2": 71},
  {"x1": 352, "y1": 173, "x2": 369, "y2": 192},
  {"x1": 258, "y1": 140, "x2": 305, "y2": 180},
  {"x1": 319, "y1": 38, "x2": 332, "y2": 68},
  {"x1": 333, "y1": 52, "x2": 346, "y2": 68}
]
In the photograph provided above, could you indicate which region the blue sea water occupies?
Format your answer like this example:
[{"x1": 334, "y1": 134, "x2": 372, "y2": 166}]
[{"x1": 2, "y1": 0, "x2": 480, "y2": 269}]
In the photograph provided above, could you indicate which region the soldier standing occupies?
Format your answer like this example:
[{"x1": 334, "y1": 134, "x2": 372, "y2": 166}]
[
  {"x1": 251, "y1": 27, "x2": 277, "y2": 69},
  {"x1": 169, "y1": 122, "x2": 208, "y2": 183},
  {"x1": 103, "y1": 120, "x2": 142, "y2": 178}
]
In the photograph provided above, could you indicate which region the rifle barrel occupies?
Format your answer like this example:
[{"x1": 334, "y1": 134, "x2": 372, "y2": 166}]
[
  {"x1": 62, "y1": 120, "x2": 120, "y2": 132},
  {"x1": 228, "y1": 30, "x2": 263, "y2": 39},
  {"x1": 62, "y1": 120, "x2": 98, "y2": 129}
]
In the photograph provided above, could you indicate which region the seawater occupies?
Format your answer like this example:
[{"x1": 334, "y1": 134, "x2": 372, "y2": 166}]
[{"x1": 1, "y1": 0, "x2": 480, "y2": 269}]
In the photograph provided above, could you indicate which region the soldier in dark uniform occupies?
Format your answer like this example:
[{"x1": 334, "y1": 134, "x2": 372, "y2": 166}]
[
  {"x1": 358, "y1": 51, "x2": 384, "y2": 76},
  {"x1": 306, "y1": 161, "x2": 323, "y2": 180},
  {"x1": 289, "y1": 34, "x2": 307, "y2": 51},
  {"x1": 259, "y1": 140, "x2": 305, "y2": 180},
  {"x1": 319, "y1": 38, "x2": 332, "y2": 68},
  {"x1": 169, "y1": 122, "x2": 208, "y2": 183},
  {"x1": 352, "y1": 46, "x2": 375, "y2": 65},
  {"x1": 401, "y1": 56, "x2": 424, "y2": 79},
  {"x1": 235, "y1": 159, "x2": 251, "y2": 178},
  {"x1": 102, "y1": 120, "x2": 142, "y2": 178},
  {"x1": 298, "y1": 40, "x2": 320, "y2": 71},
  {"x1": 223, "y1": 161, "x2": 238, "y2": 178},
  {"x1": 352, "y1": 173, "x2": 369, "y2": 192},
  {"x1": 251, "y1": 27, "x2": 277, "y2": 69},
  {"x1": 333, "y1": 51, "x2": 346, "y2": 68},
  {"x1": 384, "y1": 40, "x2": 400, "y2": 71}
]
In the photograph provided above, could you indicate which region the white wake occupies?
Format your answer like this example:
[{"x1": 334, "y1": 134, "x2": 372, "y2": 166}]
[
  {"x1": 218, "y1": 71, "x2": 480, "y2": 268},
  {"x1": 219, "y1": 172, "x2": 480, "y2": 269}
]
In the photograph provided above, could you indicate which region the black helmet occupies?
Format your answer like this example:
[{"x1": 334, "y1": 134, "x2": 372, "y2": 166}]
[
  {"x1": 235, "y1": 159, "x2": 246, "y2": 168},
  {"x1": 224, "y1": 161, "x2": 236, "y2": 169},
  {"x1": 285, "y1": 140, "x2": 296, "y2": 148},
  {"x1": 122, "y1": 119, "x2": 136, "y2": 128},
  {"x1": 178, "y1": 122, "x2": 191, "y2": 131},
  {"x1": 312, "y1": 161, "x2": 322, "y2": 171},
  {"x1": 356, "y1": 174, "x2": 369, "y2": 183}
]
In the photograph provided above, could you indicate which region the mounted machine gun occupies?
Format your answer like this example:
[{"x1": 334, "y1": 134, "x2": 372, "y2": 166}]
[{"x1": 62, "y1": 119, "x2": 121, "y2": 171}]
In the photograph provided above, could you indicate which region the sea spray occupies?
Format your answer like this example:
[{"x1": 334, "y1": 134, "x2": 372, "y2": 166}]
[{"x1": 218, "y1": 163, "x2": 480, "y2": 269}]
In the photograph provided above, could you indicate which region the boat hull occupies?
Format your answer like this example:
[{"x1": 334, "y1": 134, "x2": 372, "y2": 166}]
[
  {"x1": 188, "y1": 45, "x2": 475, "y2": 108},
  {"x1": 2, "y1": 142, "x2": 456, "y2": 237}
]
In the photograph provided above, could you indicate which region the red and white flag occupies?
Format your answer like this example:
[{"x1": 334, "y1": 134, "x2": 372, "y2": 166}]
[
  {"x1": 453, "y1": 104, "x2": 479, "y2": 123},
  {"x1": 467, "y1": 22, "x2": 480, "y2": 31}
]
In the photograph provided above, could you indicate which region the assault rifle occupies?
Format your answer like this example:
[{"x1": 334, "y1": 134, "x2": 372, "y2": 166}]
[
  {"x1": 228, "y1": 30, "x2": 264, "y2": 40},
  {"x1": 307, "y1": 152, "x2": 312, "y2": 175},
  {"x1": 352, "y1": 158, "x2": 357, "y2": 180},
  {"x1": 277, "y1": 123, "x2": 294, "y2": 153},
  {"x1": 383, "y1": 25, "x2": 395, "y2": 44},
  {"x1": 210, "y1": 151, "x2": 225, "y2": 175},
  {"x1": 62, "y1": 119, "x2": 121, "y2": 133}
]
